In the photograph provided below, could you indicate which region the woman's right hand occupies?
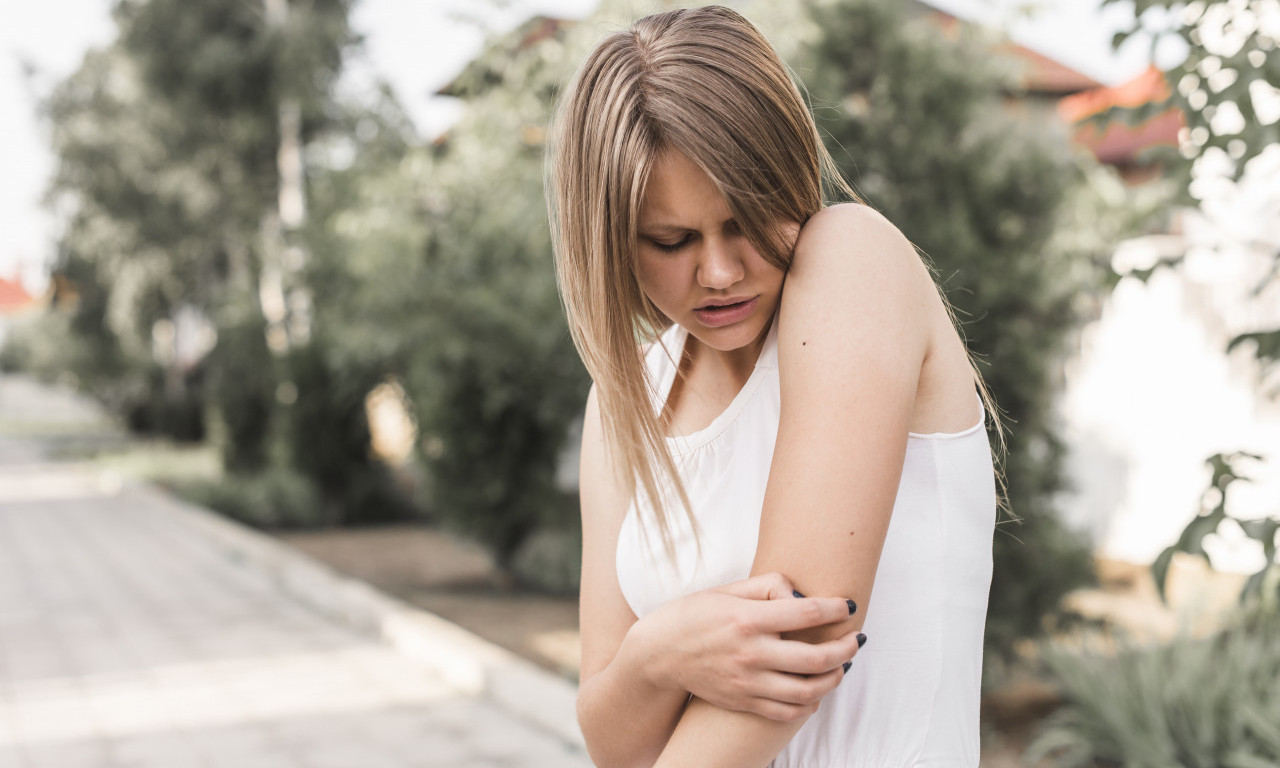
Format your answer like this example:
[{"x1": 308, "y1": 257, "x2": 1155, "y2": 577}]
[{"x1": 623, "y1": 572, "x2": 865, "y2": 722}]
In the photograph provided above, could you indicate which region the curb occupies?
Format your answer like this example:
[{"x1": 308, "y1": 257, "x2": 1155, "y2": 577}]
[{"x1": 127, "y1": 480, "x2": 586, "y2": 753}]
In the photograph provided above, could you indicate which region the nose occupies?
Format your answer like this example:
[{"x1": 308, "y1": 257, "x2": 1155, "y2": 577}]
[{"x1": 696, "y1": 236, "x2": 745, "y2": 290}]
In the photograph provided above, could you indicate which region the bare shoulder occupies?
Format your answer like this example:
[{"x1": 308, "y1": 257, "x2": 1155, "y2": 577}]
[
  {"x1": 797, "y1": 201, "x2": 903, "y2": 242},
  {"x1": 783, "y1": 203, "x2": 935, "y2": 342},
  {"x1": 787, "y1": 204, "x2": 980, "y2": 433},
  {"x1": 792, "y1": 203, "x2": 927, "y2": 282}
]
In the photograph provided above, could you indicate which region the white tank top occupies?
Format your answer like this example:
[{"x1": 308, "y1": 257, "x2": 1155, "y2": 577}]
[{"x1": 616, "y1": 317, "x2": 996, "y2": 768}]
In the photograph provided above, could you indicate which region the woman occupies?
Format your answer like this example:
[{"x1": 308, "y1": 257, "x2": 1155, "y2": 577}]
[{"x1": 547, "y1": 6, "x2": 998, "y2": 767}]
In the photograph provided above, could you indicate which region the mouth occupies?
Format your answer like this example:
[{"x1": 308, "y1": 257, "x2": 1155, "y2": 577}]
[
  {"x1": 693, "y1": 296, "x2": 759, "y2": 327},
  {"x1": 696, "y1": 296, "x2": 753, "y2": 310}
]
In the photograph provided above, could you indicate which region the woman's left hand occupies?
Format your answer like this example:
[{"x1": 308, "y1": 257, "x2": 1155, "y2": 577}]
[{"x1": 622, "y1": 571, "x2": 862, "y2": 722}]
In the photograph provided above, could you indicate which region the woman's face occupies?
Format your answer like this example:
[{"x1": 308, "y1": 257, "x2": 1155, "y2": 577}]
[{"x1": 635, "y1": 149, "x2": 789, "y2": 358}]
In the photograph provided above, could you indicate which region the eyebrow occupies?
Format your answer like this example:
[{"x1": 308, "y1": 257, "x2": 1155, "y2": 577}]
[
  {"x1": 637, "y1": 224, "x2": 691, "y2": 235},
  {"x1": 638, "y1": 217, "x2": 735, "y2": 233}
]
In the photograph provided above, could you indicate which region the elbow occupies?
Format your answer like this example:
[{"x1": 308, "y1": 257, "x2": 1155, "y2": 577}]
[{"x1": 577, "y1": 689, "x2": 664, "y2": 768}]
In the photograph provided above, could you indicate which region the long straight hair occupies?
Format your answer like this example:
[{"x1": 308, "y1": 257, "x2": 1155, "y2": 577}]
[{"x1": 547, "y1": 5, "x2": 1004, "y2": 555}]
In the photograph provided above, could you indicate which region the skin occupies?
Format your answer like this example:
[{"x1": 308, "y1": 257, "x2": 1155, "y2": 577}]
[{"x1": 576, "y1": 149, "x2": 980, "y2": 768}]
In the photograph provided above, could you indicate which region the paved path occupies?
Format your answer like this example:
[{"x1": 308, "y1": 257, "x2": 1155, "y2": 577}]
[{"x1": 0, "y1": 377, "x2": 593, "y2": 768}]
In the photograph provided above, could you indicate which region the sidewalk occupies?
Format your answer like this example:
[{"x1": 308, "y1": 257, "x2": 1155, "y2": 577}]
[{"x1": 0, "y1": 377, "x2": 593, "y2": 768}]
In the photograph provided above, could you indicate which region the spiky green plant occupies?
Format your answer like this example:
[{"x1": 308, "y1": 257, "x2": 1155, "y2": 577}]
[{"x1": 1028, "y1": 610, "x2": 1280, "y2": 768}]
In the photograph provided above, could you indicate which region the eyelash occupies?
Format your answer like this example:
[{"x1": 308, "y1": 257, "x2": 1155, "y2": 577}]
[
  {"x1": 651, "y1": 236, "x2": 692, "y2": 252},
  {"x1": 645, "y1": 222, "x2": 738, "y2": 252}
]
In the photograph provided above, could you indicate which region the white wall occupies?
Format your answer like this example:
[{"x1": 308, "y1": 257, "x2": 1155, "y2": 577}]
[{"x1": 1057, "y1": 149, "x2": 1280, "y2": 573}]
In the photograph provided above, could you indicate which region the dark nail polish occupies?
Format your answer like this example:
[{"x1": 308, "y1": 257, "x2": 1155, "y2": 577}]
[
  {"x1": 857, "y1": 633, "x2": 867, "y2": 648},
  {"x1": 792, "y1": 589, "x2": 805, "y2": 598},
  {"x1": 846, "y1": 599, "x2": 857, "y2": 615},
  {"x1": 842, "y1": 660, "x2": 852, "y2": 673}
]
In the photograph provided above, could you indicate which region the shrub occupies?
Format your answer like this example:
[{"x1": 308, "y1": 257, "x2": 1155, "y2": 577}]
[
  {"x1": 402, "y1": 16, "x2": 591, "y2": 573},
  {"x1": 172, "y1": 466, "x2": 324, "y2": 530},
  {"x1": 282, "y1": 338, "x2": 420, "y2": 527},
  {"x1": 511, "y1": 527, "x2": 582, "y2": 594},
  {"x1": 1028, "y1": 609, "x2": 1280, "y2": 768},
  {"x1": 204, "y1": 313, "x2": 276, "y2": 473}
]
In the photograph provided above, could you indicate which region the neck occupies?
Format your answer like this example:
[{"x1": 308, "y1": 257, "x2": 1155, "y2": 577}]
[{"x1": 683, "y1": 320, "x2": 771, "y2": 387}]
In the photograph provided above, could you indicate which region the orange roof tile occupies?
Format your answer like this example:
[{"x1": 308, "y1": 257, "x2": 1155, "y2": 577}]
[
  {"x1": 0, "y1": 276, "x2": 35, "y2": 314},
  {"x1": 1058, "y1": 66, "x2": 1183, "y2": 165}
]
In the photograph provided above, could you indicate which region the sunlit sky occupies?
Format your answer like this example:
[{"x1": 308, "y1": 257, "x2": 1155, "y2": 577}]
[{"x1": 0, "y1": 0, "x2": 1159, "y2": 293}]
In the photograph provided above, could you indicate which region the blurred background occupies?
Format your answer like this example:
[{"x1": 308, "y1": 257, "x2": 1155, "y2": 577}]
[{"x1": 1, "y1": 0, "x2": 1278, "y2": 766}]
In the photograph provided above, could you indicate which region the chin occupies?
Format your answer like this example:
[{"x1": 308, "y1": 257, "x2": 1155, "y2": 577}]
[{"x1": 689, "y1": 317, "x2": 770, "y2": 353}]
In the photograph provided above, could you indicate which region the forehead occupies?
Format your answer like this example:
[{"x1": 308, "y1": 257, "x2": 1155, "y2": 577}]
[{"x1": 639, "y1": 150, "x2": 730, "y2": 226}]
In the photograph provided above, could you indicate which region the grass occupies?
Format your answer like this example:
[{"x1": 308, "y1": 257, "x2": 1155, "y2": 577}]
[{"x1": 87, "y1": 440, "x2": 224, "y2": 485}]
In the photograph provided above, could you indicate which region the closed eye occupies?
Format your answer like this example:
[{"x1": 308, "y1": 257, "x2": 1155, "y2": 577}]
[{"x1": 648, "y1": 235, "x2": 692, "y2": 252}]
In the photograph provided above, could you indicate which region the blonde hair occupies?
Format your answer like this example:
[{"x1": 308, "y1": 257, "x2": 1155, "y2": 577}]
[{"x1": 547, "y1": 5, "x2": 1005, "y2": 554}]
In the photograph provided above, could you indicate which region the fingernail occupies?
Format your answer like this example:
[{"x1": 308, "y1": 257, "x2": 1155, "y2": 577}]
[
  {"x1": 846, "y1": 599, "x2": 857, "y2": 615},
  {"x1": 842, "y1": 660, "x2": 852, "y2": 673},
  {"x1": 857, "y1": 633, "x2": 867, "y2": 648},
  {"x1": 792, "y1": 589, "x2": 805, "y2": 598}
]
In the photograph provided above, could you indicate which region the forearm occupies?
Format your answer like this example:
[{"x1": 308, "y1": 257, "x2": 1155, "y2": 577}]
[
  {"x1": 653, "y1": 696, "x2": 808, "y2": 768},
  {"x1": 644, "y1": 595, "x2": 857, "y2": 767},
  {"x1": 578, "y1": 621, "x2": 691, "y2": 768}
]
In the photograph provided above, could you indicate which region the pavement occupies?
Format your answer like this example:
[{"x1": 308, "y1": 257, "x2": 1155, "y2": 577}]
[{"x1": 0, "y1": 376, "x2": 594, "y2": 768}]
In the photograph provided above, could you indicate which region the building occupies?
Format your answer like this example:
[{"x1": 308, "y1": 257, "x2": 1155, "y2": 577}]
[{"x1": 0, "y1": 275, "x2": 40, "y2": 348}]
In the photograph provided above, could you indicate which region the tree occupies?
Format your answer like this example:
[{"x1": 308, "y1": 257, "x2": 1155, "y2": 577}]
[
  {"x1": 797, "y1": 0, "x2": 1106, "y2": 671},
  {"x1": 398, "y1": 17, "x2": 592, "y2": 570},
  {"x1": 43, "y1": 0, "x2": 357, "y2": 461},
  {"x1": 1105, "y1": 0, "x2": 1280, "y2": 604},
  {"x1": 1109, "y1": 0, "x2": 1280, "y2": 186},
  {"x1": 31, "y1": 0, "x2": 434, "y2": 526}
]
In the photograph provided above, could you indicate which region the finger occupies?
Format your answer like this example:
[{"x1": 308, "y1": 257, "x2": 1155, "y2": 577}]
[
  {"x1": 716, "y1": 571, "x2": 795, "y2": 601},
  {"x1": 755, "y1": 668, "x2": 843, "y2": 707},
  {"x1": 747, "y1": 595, "x2": 854, "y2": 633},
  {"x1": 764, "y1": 631, "x2": 862, "y2": 675},
  {"x1": 747, "y1": 697, "x2": 822, "y2": 723}
]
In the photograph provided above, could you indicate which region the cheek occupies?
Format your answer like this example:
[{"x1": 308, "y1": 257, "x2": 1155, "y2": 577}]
[
  {"x1": 635, "y1": 257, "x2": 686, "y2": 302},
  {"x1": 745, "y1": 247, "x2": 786, "y2": 284}
]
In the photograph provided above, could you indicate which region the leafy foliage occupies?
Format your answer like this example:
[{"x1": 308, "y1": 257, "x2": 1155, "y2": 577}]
[
  {"x1": 1107, "y1": 0, "x2": 1280, "y2": 188},
  {"x1": 282, "y1": 333, "x2": 419, "y2": 526},
  {"x1": 173, "y1": 465, "x2": 325, "y2": 529},
  {"x1": 30, "y1": 0, "x2": 429, "y2": 527},
  {"x1": 1152, "y1": 452, "x2": 1280, "y2": 606},
  {"x1": 401, "y1": 18, "x2": 591, "y2": 570},
  {"x1": 1103, "y1": 0, "x2": 1280, "y2": 609},
  {"x1": 41, "y1": 0, "x2": 355, "y2": 447},
  {"x1": 1028, "y1": 609, "x2": 1280, "y2": 768}
]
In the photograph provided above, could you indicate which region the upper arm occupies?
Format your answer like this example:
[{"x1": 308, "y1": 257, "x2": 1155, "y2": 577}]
[
  {"x1": 751, "y1": 203, "x2": 936, "y2": 641},
  {"x1": 652, "y1": 205, "x2": 939, "y2": 768},
  {"x1": 577, "y1": 384, "x2": 641, "y2": 682}
]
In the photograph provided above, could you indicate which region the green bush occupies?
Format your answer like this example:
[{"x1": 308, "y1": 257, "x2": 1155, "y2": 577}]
[
  {"x1": 1, "y1": 308, "x2": 208, "y2": 442},
  {"x1": 1028, "y1": 610, "x2": 1280, "y2": 768},
  {"x1": 204, "y1": 313, "x2": 276, "y2": 473},
  {"x1": 0, "y1": 315, "x2": 55, "y2": 376},
  {"x1": 172, "y1": 466, "x2": 324, "y2": 529},
  {"x1": 281, "y1": 338, "x2": 419, "y2": 527},
  {"x1": 402, "y1": 16, "x2": 591, "y2": 573},
  {"x1": 510, "y1": 526, "x2": 583, "y2": 594},
  {"x1": 122, "y1": 365, "x2": 206, "y2": 443}
]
